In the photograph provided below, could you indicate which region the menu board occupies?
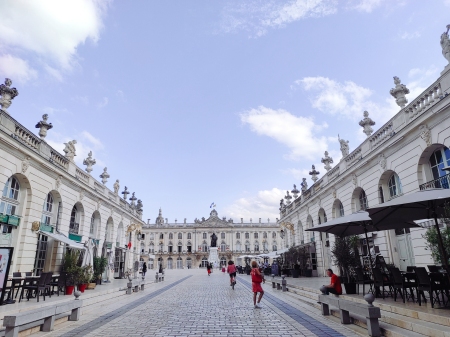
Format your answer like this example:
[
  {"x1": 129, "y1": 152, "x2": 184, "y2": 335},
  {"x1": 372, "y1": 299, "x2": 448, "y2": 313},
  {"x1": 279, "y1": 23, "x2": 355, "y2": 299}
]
[{"x1": 0, "y1": 248, "x2": 14, "y2": 305}]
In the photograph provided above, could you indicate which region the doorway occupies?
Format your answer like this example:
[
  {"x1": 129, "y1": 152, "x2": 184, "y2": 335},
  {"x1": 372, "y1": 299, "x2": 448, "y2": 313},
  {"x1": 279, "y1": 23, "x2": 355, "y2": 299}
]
[{"x1": 396, "y1": 228, "x2": 415, "y2": 271}]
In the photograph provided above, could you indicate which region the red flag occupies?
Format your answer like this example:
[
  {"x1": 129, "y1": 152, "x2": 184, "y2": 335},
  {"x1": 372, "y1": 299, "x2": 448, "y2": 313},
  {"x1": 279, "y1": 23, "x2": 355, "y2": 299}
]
[{"x1": 127, "y1": 242, "x2": 131, "y2": 249}]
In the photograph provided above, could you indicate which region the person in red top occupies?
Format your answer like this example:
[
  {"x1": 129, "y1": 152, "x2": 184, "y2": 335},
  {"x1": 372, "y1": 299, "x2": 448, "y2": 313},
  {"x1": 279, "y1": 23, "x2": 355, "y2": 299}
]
[
  {"x1": 323, "y1": 269, "x2": 342, "y2": 295},
  {"x1": 227, "y1": 260, "x2": 237, "y2": 286},
  {"x1": 250, "y1": 260, "x2": 265, "y2": 308}
]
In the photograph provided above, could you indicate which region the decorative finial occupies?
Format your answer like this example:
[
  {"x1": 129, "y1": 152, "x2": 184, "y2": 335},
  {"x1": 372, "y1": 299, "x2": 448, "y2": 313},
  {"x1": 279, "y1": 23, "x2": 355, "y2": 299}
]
[
  {"x1": 129, "y1": 192, "x2": 137, "y2": 208},
  {"x1": 35, "y1": 114, "x2": 53, "y2": 140},
  {"x1": 121, "y1": 186, "x2": 129, "y2": 200},
  {"x1": 83, "y1": 151, "x2": 96, "y2": 173},
  {"x1": 136, "y1": 199, "x2": 143, "y2": 212},
  {"x1": 359, "y1": 111, "x2": 376, "y2": 137},
  {"x1": 440, "y1": 25, "x2": 450, "y2": 64},
  {"x1": 390, "y1": 76, "x2": 410, "y2": 108},
  {"x1": 0, "y1": 78, "x2": 19, "y2": 112},
  {"x1": 99, "y1": 167, "x2": 110, "y2": 184},
  {"x1": 309, "y1": 165, "x2": 320, "y2": 182},
  {"x1": 291, "y1": 184, "x2": 300, "y2": 199},
  {"x1": 63, "y1": 140, "x2": 77, "y2": 161},
  {"x1": 321, "y1": 151, "x2": 334, "y2": 171},
  {"x1": 284, "y1": 191, "x2": 292, "y2": 205}
]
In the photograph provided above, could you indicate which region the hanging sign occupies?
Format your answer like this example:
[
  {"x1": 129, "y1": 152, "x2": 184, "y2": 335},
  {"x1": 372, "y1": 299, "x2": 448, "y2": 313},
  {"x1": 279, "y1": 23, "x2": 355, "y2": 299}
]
[
  {"x1": 0, "y1": 215, "x2": 8, "y2": 224},
  {"x1": 7, "y1": 216, "x2": 20, "y2": 227}
]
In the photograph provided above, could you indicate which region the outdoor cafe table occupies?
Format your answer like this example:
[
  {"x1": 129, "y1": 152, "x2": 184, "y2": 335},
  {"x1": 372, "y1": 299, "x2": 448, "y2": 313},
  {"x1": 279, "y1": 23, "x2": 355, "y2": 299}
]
[{"x1": 4, "y1": 274, "x2": 60, "y2": 304}]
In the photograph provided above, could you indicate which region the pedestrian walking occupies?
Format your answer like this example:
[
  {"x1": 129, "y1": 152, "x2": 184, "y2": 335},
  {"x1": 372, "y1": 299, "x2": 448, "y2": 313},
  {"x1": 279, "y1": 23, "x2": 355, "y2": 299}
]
[
  {"x1": 250, "y1": 260, "x2": 265, "y2": 309},
  {"x1": 142, "y1": 262, "x2": 147, "y2": 277},
  {"x1": 207, "y1": 263, "x2": 211, "y2": 276}
]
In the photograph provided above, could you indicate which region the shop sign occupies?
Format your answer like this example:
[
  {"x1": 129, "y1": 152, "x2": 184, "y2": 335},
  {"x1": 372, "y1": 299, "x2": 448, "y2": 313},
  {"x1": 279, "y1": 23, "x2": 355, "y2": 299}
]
[
  {"x1": 0, "y1": 214, "x2": 8, "y2": 224},
  {"x1": 39, "y1": 224, "x2": 53, "y2": 233},
  {"x1": 69, "y1": 233, "x2": 82, "y2": 242},
  {"x1": 7, "y1": 216, "x2": 20, "y2": 227},
  {"x1": 106, "y1": 241, "x2": 112, "y2": 249}
]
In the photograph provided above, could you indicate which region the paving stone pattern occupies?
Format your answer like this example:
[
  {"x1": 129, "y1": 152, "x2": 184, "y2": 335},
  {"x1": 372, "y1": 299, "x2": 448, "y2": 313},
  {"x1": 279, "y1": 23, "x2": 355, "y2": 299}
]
[{"x1": 36, "y1": 269, "x2": 360, "y2": 337}]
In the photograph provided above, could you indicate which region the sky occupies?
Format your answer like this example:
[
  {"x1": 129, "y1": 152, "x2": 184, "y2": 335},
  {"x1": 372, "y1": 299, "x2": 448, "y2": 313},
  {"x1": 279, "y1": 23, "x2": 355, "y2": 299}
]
[{"x1": 1, "y1": 0, "x2": 450, "y2": 224}]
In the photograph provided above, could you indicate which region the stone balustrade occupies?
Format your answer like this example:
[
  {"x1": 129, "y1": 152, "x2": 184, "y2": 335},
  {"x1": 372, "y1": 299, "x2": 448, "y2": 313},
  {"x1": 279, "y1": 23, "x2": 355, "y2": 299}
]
[
  {"x1": 404, "y1": 82, "x2": 442, "y2": 121},
  {"x1": 344, "y1": 147, "x2": 362, "y2": 167},
  {"x1": 76, "y1": 168, "x2": 89, "y2": 184},
  {"x1": 50, "y1": 149, "x2": 69, "y2": 170},
  {"x1": 94, "y1": 181, "x2": 105, "y2": 193},
  {"x1": 326, "y1": 164, "x2": 340, "y2": 181},
  {"x1": 369, "y1": 121, "x2": 394, "y2": 150},
  {"x1": 14, "y1": 123, "x2": 40, "y2": 150}
]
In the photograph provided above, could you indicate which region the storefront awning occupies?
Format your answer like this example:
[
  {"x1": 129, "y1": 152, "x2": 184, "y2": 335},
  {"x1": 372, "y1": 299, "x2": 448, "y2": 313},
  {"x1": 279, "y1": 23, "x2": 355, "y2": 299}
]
[{"x1": 37, "y1": 230, "x2": 86, "y2": 250}]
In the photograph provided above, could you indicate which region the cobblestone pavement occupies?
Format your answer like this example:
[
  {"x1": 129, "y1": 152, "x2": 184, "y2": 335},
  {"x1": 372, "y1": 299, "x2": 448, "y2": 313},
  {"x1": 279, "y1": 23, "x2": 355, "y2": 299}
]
[{"x1": 35, "y1": 269, "x2": 360, "y2": 337}]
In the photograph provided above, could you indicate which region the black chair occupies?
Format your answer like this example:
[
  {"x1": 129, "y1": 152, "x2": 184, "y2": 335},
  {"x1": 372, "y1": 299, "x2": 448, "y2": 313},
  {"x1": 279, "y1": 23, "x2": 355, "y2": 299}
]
[
  {"x1": 24, "y1": 272, "x2": 32, "y2": 276},
  {"x1": 354, "y1": 267, "x2": 374, "y2": 295},
  {"x1": 390, "y1": 267, "x2": 417, "y2": 303},
  {"x1": 50, "y1": 272, "x2": 67, "y2": 296},
  {"x1": 416, "y1": 267, "x2": 444, "y2": 308},
  {"x1": 11, "y1": 272, "x2": 23, "y2": 299},
  {"x1": 427, "y1": 265, "x2": 440, "y2": 273},
  {"x1": 406, "y1": 266, "x2": 416, "y2": 272},
  {"x1": 372, "y1": 268, "x2": 393, "y2": 299},
  {"x1": 19, "y1": 272, "x2": 51, "y2": 302}
]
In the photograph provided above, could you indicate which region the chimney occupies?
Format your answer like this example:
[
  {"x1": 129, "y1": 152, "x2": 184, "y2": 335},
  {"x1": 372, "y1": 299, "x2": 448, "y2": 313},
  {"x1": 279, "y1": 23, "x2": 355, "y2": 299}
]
[
  {"x1": 147, "y1": 219, "x2": 151, "y2": 225},
  {"x1": 184, "y1": 218, "x2": 186, "y2": 224},
  {"x1": 250, "y1": 218, "x2": 252, "y2": 223},
  {"x1": 241, "y1": 218, "x2": 243, "y2": 223},
  {"x1": 165, "y1": 218, "x2": 168, "y2": 223},
  {"x1": 175, "y1": 219, "x2": 177, "y2": 223},
  {"x1": 259, "y1": 218, "x2": 261, "y2": 223},
  {"x1": 267, "y1": 218, "x2": 270, "y2": 223}
]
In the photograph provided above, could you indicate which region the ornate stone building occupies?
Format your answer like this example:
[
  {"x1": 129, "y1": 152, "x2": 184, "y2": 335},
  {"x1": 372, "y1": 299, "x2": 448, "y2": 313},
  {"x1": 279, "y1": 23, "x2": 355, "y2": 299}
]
[
  {"x1": 0, "y1": 80, "x2": 145, "y2": 277},
  {"x1": 140, "y1": 209, "x2": 283, "y2": 269},
  {"x1": 278, "y1": 27, "x2": 450, "y2": 277}
]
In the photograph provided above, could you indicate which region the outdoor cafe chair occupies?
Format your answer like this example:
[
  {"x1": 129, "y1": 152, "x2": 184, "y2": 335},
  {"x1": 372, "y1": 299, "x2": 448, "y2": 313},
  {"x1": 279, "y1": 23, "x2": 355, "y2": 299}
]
[
  {"x1": 372, "y1": 268, "x2": 393, "y2": 299},
  {"x1": 354, "y1": 267, "x2": 374, "y2": 295},
  {"x1": 19, "y1": 272, "x2": 51, "y2": 302},
  {"x1": 427, "y1": 265, "x2": 441, "y2": 273},
  {"x1": 50, "y1": 272, "x2": 66, "y2": 296},
  {"x1": 390, "y1": 267, "x2": 417, "y2": 303},
  {"x1": 406, "y1": 266, "x2": 416, "y2": 272},
  {"x1": 24, "y1": 272, "x2": 32, "y2": 276},
  {"x1": 11, "y1": 272, "x2": 23, "y2": 299},
  {"x1": 416, "y1": 267, "x2": 445, "y2": 308}
]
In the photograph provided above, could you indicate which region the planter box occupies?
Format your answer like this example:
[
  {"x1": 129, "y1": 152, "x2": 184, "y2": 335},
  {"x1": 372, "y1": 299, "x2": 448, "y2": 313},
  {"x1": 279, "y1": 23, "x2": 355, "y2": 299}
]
[
  {"x1": 78, "y1": 284, "x2": 87, "y2": 292},
  {"x1": 66, "y1": 285, "x2": 75, "y2": 295},
  {"x1": 87, "y1": 282, "x2": 96, "y2": 289},
  {"x1": 292, "y1": 269, "x2": 300, "y2": 278}
]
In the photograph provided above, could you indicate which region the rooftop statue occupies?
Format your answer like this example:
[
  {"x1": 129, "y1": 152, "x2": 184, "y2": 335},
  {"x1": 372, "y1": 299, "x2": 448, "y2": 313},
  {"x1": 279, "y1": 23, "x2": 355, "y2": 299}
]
[
  {"x1": 338, "y1": 135, "x2": 349, "y2": 157},
  {"x1": 113, "y1": 179, "x2": 120, "y2": 194},
  {"x1": 441, "y1": 25, "x2": 450, "y2": 64},
  {"x1": 63, "y1": 140, "x2": 77, "y2": 161},
  {"x1": 0, "y1": 78, "x2": 19, "y2": 112}
]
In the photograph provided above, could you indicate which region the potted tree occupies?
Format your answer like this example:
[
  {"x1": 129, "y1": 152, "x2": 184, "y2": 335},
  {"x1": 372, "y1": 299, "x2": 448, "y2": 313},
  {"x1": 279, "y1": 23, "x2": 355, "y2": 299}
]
[
  {"x1": 62, "y1": 250, "x2": 81, "y2": 295},
  {"x1": 78, "y1": 265, "x2": 92, "y2": 292},
  {"x1": 331, "y1": 236, "x2": 360, "y2": 294},
  {"x1": 93, "y1": 256, "x2": 108, "y2": 285}
]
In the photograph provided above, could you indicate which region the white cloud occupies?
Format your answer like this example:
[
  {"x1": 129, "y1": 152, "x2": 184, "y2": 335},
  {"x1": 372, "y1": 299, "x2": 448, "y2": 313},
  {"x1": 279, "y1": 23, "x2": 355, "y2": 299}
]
[
  {"x1": 0, "y1": 54, "x2": 37, "y2": 83},
  {"x1": 96, "y1": 97, "x2": 108, "y2": 109},
  {"x1": 240, "y1": 106, "x2": 328, "y2": 161},
  {"x1": 399, "y1": 31, "x2": 421, "y2": 40},
  {"x1": 81, "y1": 131, "x2": 104, "y2": 151},
  {"x1": 0, "y1": 0, "x2": 109, "y2": 81},
  {"x1": 116, "y1": 90, "x2": 126, "y2": 102},
  {"x1": 295, "y1": 76, "x2": 396, "y2": 125},
  {"x1": 42, "y1": 106, "x2": 69, "y2": 116},
  {"x1": 406, "y1": 66, "x2": 440, "y2": 99},
  {"x1": 347, "y1": 0, "x2": 383, "y2": 12},
  {"x1": 72, "y1": 95, "x2": 89, "y2": 105},
  {"x1": 224, "y1": 188, "x2": 285, "y2": 221},
  {"x1": 444, "y1": 0, "x2": 450, "y2": 6},
  {"x1": 220, "y1": 0, "x2": 337, "y2": 37}
]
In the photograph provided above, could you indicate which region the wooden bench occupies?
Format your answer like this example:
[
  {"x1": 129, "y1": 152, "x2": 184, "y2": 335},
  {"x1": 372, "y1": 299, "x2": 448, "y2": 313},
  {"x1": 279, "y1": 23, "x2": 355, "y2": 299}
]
[
  {"x1": 319, "y1": 294, "x2": 381, "y2": 337},
  {"x1": 3, "y1": 300, "x2": 83, "y2": 337}
]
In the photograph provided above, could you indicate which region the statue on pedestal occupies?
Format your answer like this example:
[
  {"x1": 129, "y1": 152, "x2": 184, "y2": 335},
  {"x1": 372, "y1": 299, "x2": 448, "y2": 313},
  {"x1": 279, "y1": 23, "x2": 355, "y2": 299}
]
[
  {"x1": 210, "y1": 233, "x2": 217, "y2": 247},
  {"x1": 441, "y1": 25, "x2": 450, "y2": 64},
  {"x1": 63, "y1": 140, "x2": 77, "y2": 161}
]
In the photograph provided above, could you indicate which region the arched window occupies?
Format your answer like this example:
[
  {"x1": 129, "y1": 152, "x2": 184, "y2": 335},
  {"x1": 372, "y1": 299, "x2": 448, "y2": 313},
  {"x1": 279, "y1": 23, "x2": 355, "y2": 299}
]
[
  {"x1": 236, "y1": 233, "x2": 240, "y2": 239},
  {"x1": 202, "y1": 232, "x2": 207, "y2": 239},
  {"x1": 201, "y1": 241, "x2": 208, "y2": 252},
  {"x1": 177, "y1": 241, "x2": 182, "y2": 253},
  {"x1": 176, "y1": 257, "x2": 182, "y2": 269},
  {"x1": 235, "y1": 241, "x2": 241, "y2": 251},
  {"x1": 263, "y1": 232, "x2": 267, "y2": 239},
  {"x1": 187, "y1": 241, "x2": 192, "y2": 253},
  {"x1": 430, "y1": 147, "x2": 450, "y2": 182},
  {"x1": 168, "y1": 241, "x2": 173, "y2": 253},
  {"x1": 245, "y1": 232, "x2": 249, "y2": 239},
  {"x1": 254, "y1": 233, "x2": 258, "y2": 239},
  {"x1": 388, "y1": 173, "x2": 403, "y2": 198},
  {"x1": 272, "y1": 241, "x2": 277, "y2": 251},
  {"x1": 187, "y1": 233, "x2": 191, "y2": 239},
  {"x1": 149, "y1": 242, "x2": 154, "y2": 253},
  {"x1": 245, "y1": 240, "x2": 250, "y2": 252},
  {"x1": 220, "y1": 241, "x2": 226, "y2": 252},
  {"x1": 297, "y1": 220, "x2": 304, "y2": 244},
  {"x1": 359, "y1": 190, "x2": 368, "y2": 211},
  {"x1": 167, "y1": 257, "x2": 173, "y2": 269},
  {"x1": 41, "y1": 193, "x2": 54, "y2": 225},
  {"x1": 220, "y1": 256, "x2": 227, "y2": 266},
  {"x1": 178, "y1": 233, "x2": 182, "y2": 240},
  {"x1": 90, "y1": 212, "x2": 100, "y2": 237},
  {"x1": 254, "y1": 241, "x2": 259, "y2": 251},
  {"x1": 338, "y1": 202, "x2": 344, "y2": 217},
  {"x1": 1, "y1": 177, "x2": 20, "y2": 215},
  {"x1": 272, "y1": 232, "x2": 276, "y2": 238},
  {"x1": 221, "y1": 232, "x2": 225, "y2": 239},
  {"x1": 169, "y1": 233, "x2": 173, "y2": 240},
  {"x1": 69, "y1": 205, "x2": 79, "y2": 234}
]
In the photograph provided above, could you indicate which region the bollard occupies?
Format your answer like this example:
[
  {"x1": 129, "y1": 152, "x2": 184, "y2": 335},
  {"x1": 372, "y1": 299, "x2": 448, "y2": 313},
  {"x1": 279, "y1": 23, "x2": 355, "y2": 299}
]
[
  {"x1": 134, "y1": 283, "x2": 139, "y2": 292},
  {"x1": 126, "y1": 282, "x2": 133, "y2": 294},
  {"x1": 141, "y1": 282, "x2": 145, "y2": 291},
  {"x1": 282, "y1": 275, "x2": 287, "y2": 292},
  {"x1": 155, "y1": 272, "x2": 159, "y2": 283}
]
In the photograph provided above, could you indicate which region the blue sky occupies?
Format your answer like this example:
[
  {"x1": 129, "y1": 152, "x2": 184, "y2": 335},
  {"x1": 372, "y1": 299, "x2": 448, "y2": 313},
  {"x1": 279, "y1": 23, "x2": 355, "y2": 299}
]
[{"x1": 1, "y1": 0, "x2": 450, "y2": 223}]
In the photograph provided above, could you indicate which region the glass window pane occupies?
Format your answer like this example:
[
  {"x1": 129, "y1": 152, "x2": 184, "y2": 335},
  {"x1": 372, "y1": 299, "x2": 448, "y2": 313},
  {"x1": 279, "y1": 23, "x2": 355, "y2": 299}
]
[
  {"x1": 436, "y1": 150, "x2": 443, "y2": 164},
  {"x1": 430, "y1": 152, "x2": 437, "y2": 166}
]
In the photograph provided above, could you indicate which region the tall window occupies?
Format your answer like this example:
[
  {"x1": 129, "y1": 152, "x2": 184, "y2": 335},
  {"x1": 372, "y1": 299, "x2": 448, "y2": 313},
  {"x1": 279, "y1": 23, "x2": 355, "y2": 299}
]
[
  {"x1": 220, "y1": 241, "x2": 226, "y2": 251},
  {"x1": 254, "y1": 233, "x2": 258, "y2": 239},
  {"x1": 169, "y1": 233, "x2": 173, "y2": 240},
  {"x1": 178, "y1": 242, "x2": 182, "y2": 253},
  {"x1": 245, "y1": 241, "x2": 250, "y2": 252},
  {"x1": 168, "y1": 241, "x2": 173, "y2": 253},
  {"x1": 221, "y1": 232, "x2": 225, "y2": 239},
  {"x1": 187, "y1": 233, "x2": 191, "y2": 239},
  {"x1": 178, "y1": 233, "x2": 182, "y2": 240},
  {"x1": 1, "y1": 177, "x2": 20, "y2": 215},
  {"x1": 235, "y1": 241, "x2": 241, "y2": 251},
  {"x1": 272, "y1": 242, "x2": 277, "y2": 251},
  {"x1": 69, "y1": 205, "x2": 79, "y2": 234},
  {"x1": 430, "y1": 147, "x2": 450, "y2": 180},
  {"x1": 245, "y1": 233, "x2": 249, "y2": 239},
  {"x1": 254, "y1": 241, "x2": 259, "y2": 251},
  {"x1": 41, "y1": 193, "x2": 53, "y2": 225},
  {"x1": 272, "y1": 232, "x2": 276, "y2": 238},
  {"x1": 378, "y1": 186, "x2": 385, "y2": 203},
  {"x1": 187, "y1": 242, "x2": 192, "y2": 253},
  {"x1": 159, "y1": 233, "x2": 164, "y2": 240},
  {"x1": 201, "y1": 241, "x2": 208, "y2": 252},
  {"x1": 359, "y1": 190, "x2": 368, "y2": 211},
  {"x1": 263, "y1": 232, "x2": 267, "y2": 239},
  {"x1": 339, "y1": 202, "x2": 344, "y2": 217},
  {"x1": 388, "y1": 173, "x2": 403, "y2": 198},
  {"x1": 236, "y1": 233, "x2": 240, "y2": 239},
  {"x1": 149, "y1": 242, "x2": 154, "y2": 253},
  {"x1": 90, "y1": 215, "x2": 95, "y2": 235},
  {"x1": 202, "y1": 232, "x2": 207, "y2": 239},
  {"x1": 263, "y1": 241, "x2": 268, "y2": 251}
]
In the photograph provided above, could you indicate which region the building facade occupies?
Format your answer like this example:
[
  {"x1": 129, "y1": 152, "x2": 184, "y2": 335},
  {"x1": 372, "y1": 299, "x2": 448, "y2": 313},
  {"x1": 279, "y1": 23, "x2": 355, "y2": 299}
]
[
  {"x1": 0, "y1": 80, "x2": 145, "y2": 277},
  {"x1": 278, "y1": 28, "x2": 450, "y2": 277},
  {"x1": 140, "y1": 209, "x2": 283, "y2": 269}
]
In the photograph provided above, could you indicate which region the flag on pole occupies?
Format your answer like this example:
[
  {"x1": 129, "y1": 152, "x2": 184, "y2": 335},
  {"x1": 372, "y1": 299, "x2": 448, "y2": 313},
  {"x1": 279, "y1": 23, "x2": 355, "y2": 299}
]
[{"x1": 210, "y1": 202, "x2": 216, "y2": 208}]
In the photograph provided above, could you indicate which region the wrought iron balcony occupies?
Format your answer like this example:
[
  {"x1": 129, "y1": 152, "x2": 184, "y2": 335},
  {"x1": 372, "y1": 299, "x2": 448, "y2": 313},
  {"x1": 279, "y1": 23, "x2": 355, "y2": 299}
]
[{"x1": 419, "y1": 173, "x2": 450, "y2": 190}]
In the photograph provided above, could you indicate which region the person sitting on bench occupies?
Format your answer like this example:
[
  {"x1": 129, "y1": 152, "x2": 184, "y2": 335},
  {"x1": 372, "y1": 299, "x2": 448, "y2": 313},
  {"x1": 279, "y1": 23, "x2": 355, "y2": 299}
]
[{"x1": 322, "y1": 269, "x2": 342, "y2": 295}]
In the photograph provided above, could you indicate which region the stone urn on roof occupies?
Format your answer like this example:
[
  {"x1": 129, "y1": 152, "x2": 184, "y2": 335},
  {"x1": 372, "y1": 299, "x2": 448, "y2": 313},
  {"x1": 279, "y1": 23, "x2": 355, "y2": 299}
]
[
  {"x1": 390, "y1": 76, "x2": 410, "y2": 108},
  {"x1": 0, "y1": 78, "x2": 19, "y2": 113}
]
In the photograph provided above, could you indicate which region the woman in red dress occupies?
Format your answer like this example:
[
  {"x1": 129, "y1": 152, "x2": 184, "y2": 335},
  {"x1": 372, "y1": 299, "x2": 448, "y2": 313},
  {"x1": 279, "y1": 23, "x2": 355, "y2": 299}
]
[{"x1": 250, "y1": 260, "x2": 265, "y2": 308}]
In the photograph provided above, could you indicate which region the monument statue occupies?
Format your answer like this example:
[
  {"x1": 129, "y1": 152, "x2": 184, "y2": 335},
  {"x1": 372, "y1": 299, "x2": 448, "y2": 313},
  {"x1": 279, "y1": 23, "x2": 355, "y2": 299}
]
[
  {"x1": 338, "y1": 135, "x2": 349, "y2": 157},
  {"x1": 210, "y1": 233, "x2": 217, "y2": 247},
  {"x1": 63, "y1": 140, "x2": 77, "y2": 161},
  {"x1": 113, "y1": 179, "x2": 120, "y2": 194},
  {"x1": 440, "y1": 25, "x2": 450, "y2": 64}
]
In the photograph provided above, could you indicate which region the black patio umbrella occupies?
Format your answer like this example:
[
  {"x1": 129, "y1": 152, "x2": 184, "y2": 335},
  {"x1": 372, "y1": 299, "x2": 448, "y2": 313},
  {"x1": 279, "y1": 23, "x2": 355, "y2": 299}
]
[
  {"x1": 367, "y1": 188, "x2": 450, "y2": 276},
  {"x1": 305, "y1": 211, "x2": 421, "y2": 263}
]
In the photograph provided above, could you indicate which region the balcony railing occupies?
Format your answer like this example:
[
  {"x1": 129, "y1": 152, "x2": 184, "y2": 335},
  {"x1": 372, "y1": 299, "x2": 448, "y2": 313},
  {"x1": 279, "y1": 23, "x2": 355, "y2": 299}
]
[{"x1": 419, "y1": 173, "x2": 450, "y2": 190}]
